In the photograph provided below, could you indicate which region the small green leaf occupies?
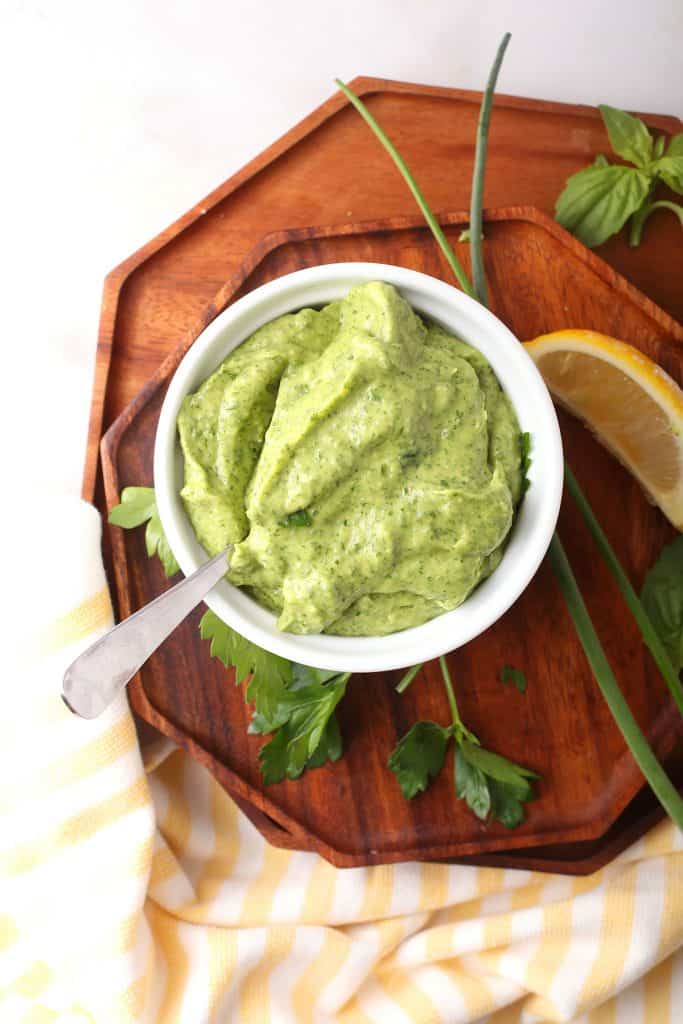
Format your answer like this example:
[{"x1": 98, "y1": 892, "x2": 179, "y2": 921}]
[
  {"x1": 667, "y1": 134, "x2": 683, "y2": 157},
  {"x1": 399, "y1": 449, "x2": 420, "y2": 468},
  {"x1": 489, "y1": 778, "x2": 527, "y2": 828},
  {"x1": 641, "y1": 536, "x2": 683, "y2": 672},
  {"x1": 248, "y1": 711, "x2": 273, "y2": 735},
  {"x1": 555, "y1": 164, "x2": 651, "y2": 247},
  {"x1": 306, "y1": 714, "x2": 343, "y2": 768},
  {"x1": 599, "y1": 105, "x2": 653, "y2": 167},
  {"x1": 520, "y1": 431, "x2": 532, "y2": 496},
  {"x1": 199, "y1": 609, "x2": 292, "y2": 726},
  {"x1": 271, "y1": 676, "x2": 349, "y2": 776},
  {"x1": 455, "y1": 745, "x2": 491, "y2": 820},
  {"x1": 459, "y1": 739, "x2": 538, "y2": 789},
  {"x1": 108, "y1": 486, "x2": 157, "y2": 528},
  {"x1": 109, "y1": 486, "x2": 178, "y2": 576},
  {"x1": 653, "y1": 135, "x2": 667, "y2": 160},
  {"x1": 593, "y1": 154, "x2": 610, "y2": 168},
  {"x1": 155, "y1": 528, "x2": 180, "y2": 577},
  {"x1": 652, "y1": 155, "x2": 683, "y2": 195},
  {"x1": 258, "y1": 728, "x2": 291, "y2": 784},
  {"x1": 387, "y1": 721, "x2": 451, "y2": 799},
  {"x1": 279, "y1": 509, "x2": 312, "y2": 528},
  {"x1": 258, "y1": 712, "x2": 343, "y2": 783},
  {"x1": 500, "y1": 665, "x2": 527, "y2": 693}
]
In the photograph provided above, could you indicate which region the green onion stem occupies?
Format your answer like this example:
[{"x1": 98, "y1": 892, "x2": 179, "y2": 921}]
[
  {"x1": 469, "y1": 32, "x2": 511, "y2": 305},
  {"x1": 396, "y1": 663, "x2": 423, "y2": 694},
  {"x1": 334, "y1": 79, "x2": 475, "y2": 297},
  {"x1": 439, "y1": 656, "x2": 461, "y2": 728},
  {"x1": 548, "y1": 534, "x2": 683, "y2": 829},
  {"x1": 630, "y1": 199, "x2": 683, "y2": 246},
  {"x1": 564, "y1": 464, "x2": 683, "y2": 716}
]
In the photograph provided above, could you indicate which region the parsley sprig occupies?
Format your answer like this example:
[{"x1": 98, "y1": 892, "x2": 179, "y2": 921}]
[
  {"x1": 388, "y1": 657, "x2": 538, "y2": 827},
  {"x1": 109, "y1": 486, "x2": 179, "y2": 576},
  {"x1": 200, "y1": 610, "x2": 349, "y2": 783}
]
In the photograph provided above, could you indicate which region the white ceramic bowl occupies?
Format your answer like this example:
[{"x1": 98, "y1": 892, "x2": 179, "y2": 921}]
[{"x1": 154, "y1": 262, "x2": 563, "y2": 672}]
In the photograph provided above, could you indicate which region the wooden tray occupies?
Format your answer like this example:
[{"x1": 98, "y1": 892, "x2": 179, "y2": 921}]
[{"x1": 89, "y1": 80, "x2": 683, "y2": 872}]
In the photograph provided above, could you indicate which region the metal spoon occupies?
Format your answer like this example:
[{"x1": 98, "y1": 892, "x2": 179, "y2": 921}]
[{"x1": 62, "y1": 546, "x2": 231, "y2": 719}]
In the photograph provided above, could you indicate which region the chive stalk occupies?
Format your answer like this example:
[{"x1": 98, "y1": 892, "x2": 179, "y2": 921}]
[
  {"x1": 334, "y1": 79, "x2": 475, "y2": 297},
  {"x1": 469, "y1": 32, "x2": 511, "y2": 305},
  {"x1": 439, "y1": 656, "x2": 461, "y2": 726},
  {"x1": 396, "y1": 662, "x2": 423, "y2": 694},
  {"x1": 564, "y1": 464, "x2": 683, "y2": 716},
  {"x1": 548, "y1": 536, "x2": 683, "y2": 829}
]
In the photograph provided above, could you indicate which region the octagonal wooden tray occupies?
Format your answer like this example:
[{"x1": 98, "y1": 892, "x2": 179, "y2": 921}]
[{"x1": 88, "y1": 80, "x2": 683, "y2": 872}]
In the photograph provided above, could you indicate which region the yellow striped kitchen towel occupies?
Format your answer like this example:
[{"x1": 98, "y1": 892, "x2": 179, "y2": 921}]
[{"x1": 2, "y1": 496, "x2": 683, "y2": 1023}]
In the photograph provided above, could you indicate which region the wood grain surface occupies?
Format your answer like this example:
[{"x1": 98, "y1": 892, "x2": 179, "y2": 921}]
[
  {"x1": 89, "y1": 81, "x2": 683, "y2": 871},
  {"x1": 101, "y1": 208, "x2": 683, "y2": 868}
]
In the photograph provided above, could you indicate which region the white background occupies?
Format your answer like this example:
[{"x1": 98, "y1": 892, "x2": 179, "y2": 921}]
[{"x1": 3, "y1": 0, "x2": 681, "y2": 500}]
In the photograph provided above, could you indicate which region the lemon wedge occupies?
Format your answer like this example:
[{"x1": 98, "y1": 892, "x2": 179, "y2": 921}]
[{"x1": 524, "y1": 329, "x2": 683, "y2": 529}]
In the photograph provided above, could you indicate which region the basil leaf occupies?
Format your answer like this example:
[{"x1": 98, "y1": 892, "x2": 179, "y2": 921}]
[
  {"x1": 387, "y1": 721, "x2": 451, "y2": 799},
  {"x1": 666, "y1": 134, "x2": 683, "y2": 157},
  {"x1": 652, "y1": 155, "x2": 683, "y2": 196},
  {"x1": 500, "y1": 665, "x2": 527, "y2": 693},
  {"x1": 599, "y1": 105, "x2": 653, "y2": 167},
  {"x1": 454, "y1": 745, "x2": 491, "y2": 820},
  {"x1": 555, "y1": 164, "x2": 651, "y2": 247},
  {"x1": 641, "y1": 536, "x2": 683, "y2": 672}
]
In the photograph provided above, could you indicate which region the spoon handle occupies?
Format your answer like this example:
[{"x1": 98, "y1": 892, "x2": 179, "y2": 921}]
[{"x1": 62, "y1": 547, "x2": 231, "y2": 719}]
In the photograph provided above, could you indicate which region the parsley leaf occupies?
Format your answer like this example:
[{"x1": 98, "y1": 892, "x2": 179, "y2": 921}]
[
  {"x1": 387, "y1": 721, "x2": 451, "y2": 798},
  {"x1": 457, "y1": 740, "x2": 536, "y2": 826},
  {"x1": 641, "y1": 536, "x2": 683, "y2": 672},
  {"x1": 108, "y1": 486, "x2": 179, "y2": 577},
  {"x1": 488, "y1": 778, "x2": 528, "y2": 829},
  {"x1": 388, "y1": 659, "x2": 539, "y2": 827},
  {"x1": 459, "y1": 737, "x2": 537, "y2": 786},
  {"x1": 257, "y1": 676, "x2": 349, "y2": 782},
  {"x1": 199, "y1": 609, "x2": 292, "y2": 727},
  {"x1": 108, "y1": 486, "x2": 157, "y2": 527},
  {"x1": 280, "y1": 509, "x2": 312, "y2": 527},
  {"x1": 200, "y1": 610, "x2": 349, "y2": 782},
  {"x1": 258, "y1": 712, "x2": 343, "y2": 783},
  {"x1": 454, "y1": 745, "x2": 491, "y2": 819},
  {"x1": 500, "y1": 665, "x2": 527, "y2": 693}
]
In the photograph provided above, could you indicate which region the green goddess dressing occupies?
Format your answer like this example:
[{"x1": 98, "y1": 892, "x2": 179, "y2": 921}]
[{"x1": 178, "y1": 282, "x2": 522, "y2": 635}]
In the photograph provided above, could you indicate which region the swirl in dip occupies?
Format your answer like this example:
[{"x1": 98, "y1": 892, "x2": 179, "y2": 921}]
[{"x1": 178, "y1": 282, "x2": 523, "y2": 635}]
